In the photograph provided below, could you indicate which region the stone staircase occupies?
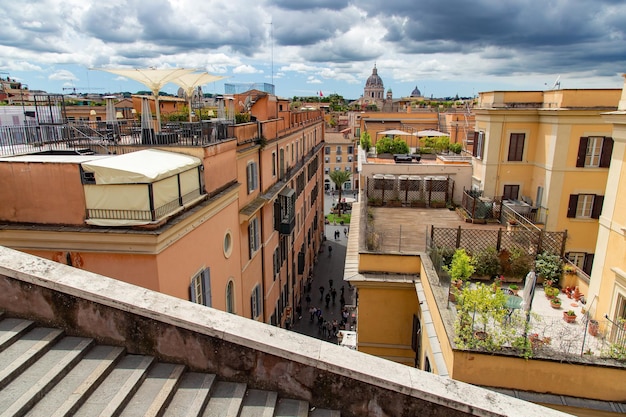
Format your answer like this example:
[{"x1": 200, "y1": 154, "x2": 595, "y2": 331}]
[{"x1": 0, "y1": 316, "x2": 339, "y2": 417}]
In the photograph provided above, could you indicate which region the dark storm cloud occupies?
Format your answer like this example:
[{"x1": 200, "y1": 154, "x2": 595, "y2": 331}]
[{"x1": 272, "y1": 9, "x2": 352, "y2": 46}]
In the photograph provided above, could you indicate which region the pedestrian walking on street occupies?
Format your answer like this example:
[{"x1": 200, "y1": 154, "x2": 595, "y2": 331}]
[
  {"x1": 319, "y1": 285, "x2": 325, "y2": 300},
  {"x1": 309, "y1": 307, "x2": 316, "y2": 322},
  {"x1": 328, "y1": 245, "x2": 332, "y2": 257},
  {"x1": 331, "y1": 287, "x2": 337, "y2": 305},
  {"x1": 344, "y1": 227, "x2": 348, "y2": 238},
  {"x1": 329, "y1": 279, "x2": 334, "y2": 288},
  {"x1": 340, "y1": 285, "x2": 345, "y2": 297},
  {"x1": 340, "y1": 294, "x2": 345, "y2": 307},
  {"x1": 325, "y1": 293, "x2": 331, "y2": 308}
]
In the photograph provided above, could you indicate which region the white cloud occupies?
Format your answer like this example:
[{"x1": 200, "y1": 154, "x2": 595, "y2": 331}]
[{"x1": 233, "y1": 64, "x2": 263, "y2": 74}]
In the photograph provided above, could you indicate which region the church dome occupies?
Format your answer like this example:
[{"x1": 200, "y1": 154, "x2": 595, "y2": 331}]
[
  {"x1": 410, "y1": 86, "x2": 422, "y2": 97},
  {"x1": 366, "y1": 66, "x2": 384, "y2": 88}
]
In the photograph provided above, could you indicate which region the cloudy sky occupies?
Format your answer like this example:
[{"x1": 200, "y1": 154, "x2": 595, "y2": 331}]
[{"x1": 1, "y1": 0, "x2": 625, "y2": 99}]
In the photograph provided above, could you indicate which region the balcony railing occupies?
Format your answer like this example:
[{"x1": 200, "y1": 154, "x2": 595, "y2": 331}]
[{"x1": 86, "y1": 188, "x2": 204, "y2": 223}]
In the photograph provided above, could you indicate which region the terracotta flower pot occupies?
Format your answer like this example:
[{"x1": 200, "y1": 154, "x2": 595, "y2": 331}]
[
  {"x1": 588, "y1": 320, "x2": 599, "y2": 336},
  {"x1": 563, "y1": 312, "x2": 576, "y2": 323}
]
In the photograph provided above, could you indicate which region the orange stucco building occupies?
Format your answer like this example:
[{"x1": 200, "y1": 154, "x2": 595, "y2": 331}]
[{"x1": 0, "y1": 89, "x2": 324, "y2": 328}]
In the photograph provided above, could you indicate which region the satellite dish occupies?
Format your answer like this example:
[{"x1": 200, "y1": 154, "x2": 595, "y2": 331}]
[{"x1": 546, "y1": 75, "x2": 561, "y2": 90}]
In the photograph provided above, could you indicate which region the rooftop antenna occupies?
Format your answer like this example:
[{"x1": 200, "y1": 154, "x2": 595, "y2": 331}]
[{"x1": 546, "y1": 75, "x2": 561, "y2": 90}]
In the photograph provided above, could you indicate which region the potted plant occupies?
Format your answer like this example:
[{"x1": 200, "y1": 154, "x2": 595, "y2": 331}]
[
  {"x1": 544, "y1": 286, "x2": 559, "y2": 299},
  {"x1": 430, "y1": 199, "x2": 446, "y2": 208},
  {"x1": 563, "y1": 264, "x2": 577, "y2": 275},
  {"x1": 535, "y1": 251, "x2": 563, "y2": 287},
  {"x1": 410, "y1": 199, "x2": 427, "y2": 208},
  {"x1": 509, "y1": 284, "x2": 519, "y2": 296},
  {"x1": 472, "y1": 246, "x2": 500, "y2": 280},
  {"x1": 444, "y1": 249, "x2": 475, "y2": 289},
  {"x1": 508, "y1": 247, "x2": 533, "y2": 280},
  {"x1": 563, "y1": 310, "x2": 577, "y2": 323},
  {"x1": 588, "y1": 319, "x2": 600, "y2": 336},
  {"x1": 550, "y1": 297, "x2": 562, "y2": 309}
]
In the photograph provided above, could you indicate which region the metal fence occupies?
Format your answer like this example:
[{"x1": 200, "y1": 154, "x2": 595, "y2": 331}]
[{"x1": 0, "y1": 120, "x2": 234, "y2": 157}]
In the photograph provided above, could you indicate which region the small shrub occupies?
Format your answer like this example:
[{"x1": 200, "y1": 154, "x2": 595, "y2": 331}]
[
  {"x1": 445, "y1": 249, "x2": 475, "y2": 283},
  {"x1": 472, "y1": 247, "x2": 500, "y2": 277},
  {"x1": 509, "y1": 247, "x2": 533, "y2": 278},
  {"x1": 535, "y1": 251, "x2": 563, "y2": 286},
  {"x1": 449, "y1": 143, "x2": 463, "y2": 154}
]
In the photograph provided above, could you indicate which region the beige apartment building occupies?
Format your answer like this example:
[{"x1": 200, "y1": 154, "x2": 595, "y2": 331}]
[{"x1": 323, "y1": 132, "x2": 357, "y2": 192}]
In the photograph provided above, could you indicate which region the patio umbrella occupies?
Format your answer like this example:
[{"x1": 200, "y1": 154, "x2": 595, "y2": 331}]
[
  {"x1": 170, "y1": 72, "x2": 227, "y2": 122},
  {"x1": 140, "y1": 97, "x2": 154, "y2": 143},
  {"x1": 416, "y1": 129, "x2": 449, "y2": 137},
  {"x1": 104, "y1": 96, "x2": 116, "y2": 123},
  {"x1": 93, "y1": 68, "x2": 195, "y2": 132},
  {"x1": 521, "y1": 271, "x2": 536, "y2": 312},
  {"x1": 378, "y1": 129, "x2": 413, "y2": 136}
]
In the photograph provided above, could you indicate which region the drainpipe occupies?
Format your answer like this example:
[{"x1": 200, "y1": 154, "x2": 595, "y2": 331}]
[{"x1": 258, "y1": 120, "x2": 267, "y2": 323}]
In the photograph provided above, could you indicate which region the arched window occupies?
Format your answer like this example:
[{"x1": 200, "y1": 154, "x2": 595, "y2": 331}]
[{"x1": 226, "y1": 280, "x2": 235, "y2": 314}]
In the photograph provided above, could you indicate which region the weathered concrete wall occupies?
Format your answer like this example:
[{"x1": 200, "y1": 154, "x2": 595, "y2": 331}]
[{"x1": 0, "y1": 246, "x2": 569, "y2": 417}]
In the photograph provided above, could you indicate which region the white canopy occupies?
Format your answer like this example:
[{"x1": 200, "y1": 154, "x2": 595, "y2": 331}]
[
  {"x1": 378, "y1": 129, "x2": 413, "y2": 136},
  {"x1": 81, "y1": 149, "x2": 201, "y2": 184},
  {"x1": 416, "y1": 129, "x2": 449, "y2": 137},
  {"x1": 170, "y1": 72, "x2": 227, "y2": 122},
  {"x1": 93, "y1": 68, "x2": 196, "y2": 131}
]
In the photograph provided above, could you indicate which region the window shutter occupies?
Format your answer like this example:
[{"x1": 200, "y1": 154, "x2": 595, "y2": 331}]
[
  {"x1": 189, "y1": 282, "x2": 197, "y2": 303},
  {"x1": 576, "y1": 137, "x2": 588, "y2": 167},
  {"x1": 247, "y1": 164, "x2": 253, "y2": 193},
  {"x1": 472, "y1": 132, "x2": 479, "y2": 157},
  {"x1": 253, "y1": 162, "x2": 258, "y2": 190},
  {"x1": 599, "y1": 137, "x2": 613, "y2": 168},
  {"x1": 566, "y1": 195, "x2": 578, "y2": 218},
  {"x1": 591, "y1": 195, "x2": 604, "y2": 219},
  {"x1": 248, "y1": 222, "x2": 254, "y2": 259},
  {"x1": 201, "y1": 269, "x2": 211, "y2": 307},
  {"x1": 583, "y1": 253, "x2": 594, "y2": 275}
]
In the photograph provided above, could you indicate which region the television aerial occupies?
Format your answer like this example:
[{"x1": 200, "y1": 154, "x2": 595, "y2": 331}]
[{"x1": 545, "y1": 75, "x2": 561, "y2": 90}]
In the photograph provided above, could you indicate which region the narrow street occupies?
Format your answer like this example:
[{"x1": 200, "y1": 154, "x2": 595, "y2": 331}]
[{"x1": 290, "y1": 193, "x2": 356, "y2": 344}]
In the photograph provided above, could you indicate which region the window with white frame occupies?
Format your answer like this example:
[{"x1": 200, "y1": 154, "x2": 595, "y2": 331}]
[
  {"x1": 348, "y1": 155, "x2": 353, "y2": 162},
  {"x1": 324, "y1": 167, "x2": 329, "y2": 174},
  {"x1": 336, "y1": 156, "x2": 342, "y2": 162},
  {"x1": 334, "y1": 167, "x2": 340, "y2": 171},
  {"x1": 190, "y1": 268, "x2": 211, "y2": 307},
  {"x1": 248, "y1": 217, "x2": 260, "y2": 258},
  {"x1": 566, "y1": 252, "x2": 586, "y2": 269},
  {"x1": 577, "y1": 136, "x2": 613, "y2": 168},
  {"x1": 345, "y1": 166, "x2": 351, "y2": 171},
  {"x1": 576, "y1": 194, "x2": 594, "y2": 218},
  {"x1": 246, "y1": 162, "x2": 258, "y2": 194},
  {"x1": 251, "y1": 284, "x2": 261, "y2": 319},
  {"x1": 567, "y1": 194, "x2": 604, "y2": 219},
  {"x1": 325, "y1": 156, "x2": 329, "y2": 163}
]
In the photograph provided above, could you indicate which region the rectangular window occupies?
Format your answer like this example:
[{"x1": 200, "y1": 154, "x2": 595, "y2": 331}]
[
  {"x1": 336, "y1": 146, "x2": 342, "y2": 154},
  {"x1": 251, "y1": 284, "x2": 261, "y2": 319},
  {"x1": 325, "y1": 146, "x2": 330, "y2": 155},
  {"x1": 346, "y1": 166, "x2": 351, "y2": 171},
  {"x1": 325, "y1": 156, "x2": 330, "y2": 163},
  {"x1": 577, "y1": 136, "x2": 613, "y2": 168},
  {"x1": 334, "y1": 167, "x2": 340, "y2": 171},
  {"x1": 503, "y1": 185, "x2": 519, "y2": 201},
  {"x1": 190, "y1": 268, "x2": 211, "y2": 307},
  {"x1": 472, "y1": 131, "x2": 485, "y2": 159},
  {"x1": 348, "y1": 155, "x2": 353, "y2": 162},
  {"x1": 348, "y1": 145, "x2": 353, "y2": 154},
  {"x1": 566, "y1": 252, "x2": 586, "y2": 269},
  {"x1": 273, "y1": 247, "x2": 280, "y2": 279},
  {"x1": 246, "y1": 162, "x2": 258, "y2": 194},
  {"x1": 336, "y1": 156, "x2": 342, "y2": 162},
  {"x1": 248, "y1": 217, "x2": 260, "y2": 258},
  {"x1": 508, "y1": 133, "x2": 525, "y2": 161},
  {"x1": 567, "y1": 194, "x2": 604, "y2": 219},
  {"x1": 291, "y1": 142, "x2": 294, "y2": 160},
  {"x1": 272, "y1": 152, "x2": 276, "y2": 176},
  {"x1": 324, "y1": 167, "x2": 330, "y2": 174}
]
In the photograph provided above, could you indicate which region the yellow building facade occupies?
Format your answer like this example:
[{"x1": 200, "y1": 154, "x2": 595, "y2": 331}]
[{"x1": 473, "y1": 89, "x2": 621, "y2": 274}]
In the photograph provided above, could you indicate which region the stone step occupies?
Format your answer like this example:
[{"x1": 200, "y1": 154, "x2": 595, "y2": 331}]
[
  {"x1": 119, "y1": 362, "x2": 186, "y2": 417},
  {"x1": 0, "y1": 318, "x2": 34, "y2": 353},
  {"x1": 274, "y1": 398, "x2": 309, "y2": 417},
  {"x1": 23, "y1": 344, "x2": 125, "y2": 417},
  {"x1": 202, "y1": 381, "x2": 247, "y2": 417},
  {"x1": 239, "y1": 389, "x2": 277, "y2": 417},
  {"x1": 0, "y1": 327, "x2": 64, "y2": 390},
  {"x1": 163, "y1": 372, "x2": 216, "y2": 417},
  {"x1": 72, "y1": 354, "x2": 154, "y2": 417},
  {"x1": 0, "y1": 336, "x2": 93, "y2": 417}
]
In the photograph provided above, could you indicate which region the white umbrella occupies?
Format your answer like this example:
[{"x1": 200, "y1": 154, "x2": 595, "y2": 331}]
[
  {"x1": 104, "y1": 96, "x2": 116, "y2": 122},
  {"x1": 378, "y1": 129, "x2": 413, "y2": 136},
  {"x1": 416, "y1": 129, "x2": 449, "y2": 137},
  {"x1": 170, "y1": 72, "x2": 227, "y2": 122},
  {"x1": 522, "y1": 271, "x2": 536, "y2": 312},
  {"x1": 93, "y1": 68, "x2": 195, "y2": 132}
]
